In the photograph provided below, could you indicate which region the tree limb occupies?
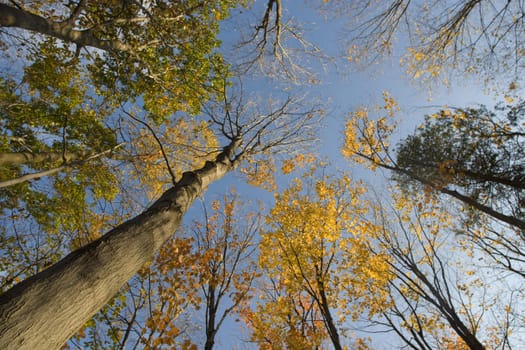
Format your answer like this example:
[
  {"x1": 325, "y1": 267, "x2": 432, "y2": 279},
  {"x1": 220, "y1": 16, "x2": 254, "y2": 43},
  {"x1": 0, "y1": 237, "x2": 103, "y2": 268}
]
[
  {"x1": 0, "y1": 3, "x2": 140, "y2": 53},
  {"x1": 0, "y1": 144, "x2": 125, "y2": 189}
]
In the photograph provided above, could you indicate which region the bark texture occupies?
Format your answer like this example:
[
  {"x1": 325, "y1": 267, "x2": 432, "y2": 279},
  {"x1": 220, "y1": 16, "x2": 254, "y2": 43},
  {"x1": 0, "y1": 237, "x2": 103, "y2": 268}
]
[
  {"x1": 317, "y1": 281, "x2": 342, "y2": 350},
  {"x1": 0, "y1": 139, "x2": 241, "y2": 349},
  {"x1": 0, "y1": 3, "x2": 134, "y2": 52}
]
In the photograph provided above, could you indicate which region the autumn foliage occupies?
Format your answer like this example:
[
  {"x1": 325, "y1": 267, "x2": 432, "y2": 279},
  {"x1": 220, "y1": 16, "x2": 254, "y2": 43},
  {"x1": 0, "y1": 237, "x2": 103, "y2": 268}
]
[{"x1": 1, "y1": 1, "x2": 525, "y2": 349}]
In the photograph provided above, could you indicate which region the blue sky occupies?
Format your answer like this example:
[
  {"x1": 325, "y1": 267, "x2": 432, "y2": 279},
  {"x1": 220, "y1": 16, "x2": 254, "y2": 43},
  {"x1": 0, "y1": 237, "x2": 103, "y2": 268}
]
[
  {"x1": 1, "y1": 1, "x2": 515, "y2": 348},
  {"x1": 179, "y1": 1, "x2": 509, "y2": 349}
]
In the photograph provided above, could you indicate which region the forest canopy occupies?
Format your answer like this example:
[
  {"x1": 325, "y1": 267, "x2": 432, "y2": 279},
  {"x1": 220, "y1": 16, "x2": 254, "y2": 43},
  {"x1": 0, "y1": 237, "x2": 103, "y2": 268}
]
[{"x1": 0, "y1": 1, "x2": 524, "y2": 349}]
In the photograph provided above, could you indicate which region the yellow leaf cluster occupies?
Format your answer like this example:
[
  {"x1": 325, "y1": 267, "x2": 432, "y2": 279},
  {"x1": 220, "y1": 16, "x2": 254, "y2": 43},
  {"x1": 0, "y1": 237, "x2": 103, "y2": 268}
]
[
  {"x1": 440, "y1": 334, "x2": 471, "y2": 350},
  {"x1": 341, "y1": 108, "x2": 368, "y2": 158},
  {"x1": 342, "y1": 94, "x2": 398, "y2": 170},
  {"x1": 281, "y1": 159, "x2": 296, "y2": 174},
  {"x1": 504, "y1": 95, "x2": 514, "y2": 104},
  {"x1": 279, "y1": 153, "x2": 316, "y2": 175},
  {"x1": 342, "y1": 106, "x2": 395, "y2": 170},
  {"x1": 240, "y1": 158, "x2": 277, "y2": 191},
  {"x1": 402, "y1": 48, "x2": 443, "y2": 80},
  {"x1": 243, "y1": 287, "x2": 327, "y2": 349},
  {"x1": 257, "y1": 174, "x2": 395, "y2": 340},
  {"x1": 381, "y1": 91, "x2": 400, "y2": 117}
]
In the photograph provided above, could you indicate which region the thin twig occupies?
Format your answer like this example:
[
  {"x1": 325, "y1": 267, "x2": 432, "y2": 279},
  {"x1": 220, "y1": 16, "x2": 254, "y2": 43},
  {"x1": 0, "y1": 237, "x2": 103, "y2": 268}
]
[{"x1": 121, "y1": 109, "x2": 177, "y2": 185}]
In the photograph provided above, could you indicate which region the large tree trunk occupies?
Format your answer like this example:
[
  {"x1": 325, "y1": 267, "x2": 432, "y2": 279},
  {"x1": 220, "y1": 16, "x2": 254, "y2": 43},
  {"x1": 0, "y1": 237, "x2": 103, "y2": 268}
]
[{"x1": 0, "y1": 139, "x2": 242, "y2": 349}]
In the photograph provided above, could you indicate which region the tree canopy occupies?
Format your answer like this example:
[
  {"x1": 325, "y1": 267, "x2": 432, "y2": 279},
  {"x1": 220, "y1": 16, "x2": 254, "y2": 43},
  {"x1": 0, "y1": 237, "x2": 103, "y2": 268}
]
[
  {"x1": 1, "y1": 1, "x2": 525, "y2": 349},
  {"x1": 396, "y1": 102, "x2": 525, "y2": 228}
]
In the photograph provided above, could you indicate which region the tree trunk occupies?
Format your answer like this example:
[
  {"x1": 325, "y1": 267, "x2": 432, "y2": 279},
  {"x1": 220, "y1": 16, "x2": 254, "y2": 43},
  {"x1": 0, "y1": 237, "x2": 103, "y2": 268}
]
[
  {"x1": 409, "y1": 262, "x2": 485, "y2": 350},
  {"x1": 0, "y1": 3, "x2": 134, "y2": 52},
  {"x1": 0, "y1": 139, "x2": 242, "y2": 349},
  {"x1": 319, "y1": 295, "x2": 342, "y2": 350},
  {"x1": 371, "y1": 160, "x2": 525, "y2": 230},
  {"x1": 0, "y1": 151, "x2": 89, "y2": 167},
  {"x1": 316, "y1": 280, "x2": 342, "y2": 350},
  {"x1": 204, "y1": 285, "x2": 217, "y2": 350},
  {"x1": 0, "y1": 145, "x2": 123, "y2": 189}
]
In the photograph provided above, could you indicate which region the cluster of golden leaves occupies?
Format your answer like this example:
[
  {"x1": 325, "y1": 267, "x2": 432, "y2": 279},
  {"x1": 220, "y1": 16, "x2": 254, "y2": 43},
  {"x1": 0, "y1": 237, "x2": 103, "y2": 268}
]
[
  {"x1": 240, "y1": 153, "x2": 316, "y2": 191},
  {"x1": 250, "y1": 171, "x2": 392, "y2": 346},
  {"x1": 242, "y1": 289, "x2": 328, "y2": 349},
  {"x1": 342, "y1": 92, "x2": 398, "y2": 170}
]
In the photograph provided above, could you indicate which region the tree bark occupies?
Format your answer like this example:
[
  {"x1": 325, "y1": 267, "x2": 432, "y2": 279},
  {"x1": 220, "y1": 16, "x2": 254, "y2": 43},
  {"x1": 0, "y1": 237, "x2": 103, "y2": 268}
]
[
  {"x1": 439, "y1": 187, "x2": 525, "y2": 230},
  {"x1": 402, "y1": 159, "x2": 525, "y2": 190},
  {"x1": 204, "y1": 285, "x2": 217, "y2": 350},
  {"x1": 0, "y1": 151, "x2": 88, "y2": 167},
  {"x1": 0, "y1": 3, "x2": 135, "y2": 52},
  {"x1": 409, "y1": 265, "x2": 485, "y2": 350},
  {"x1": 0, "y1": 138, "x2": 242, "y2": 349},
  {"x1": 0, "y1": 164, "x2": 67, "y2": 189}
]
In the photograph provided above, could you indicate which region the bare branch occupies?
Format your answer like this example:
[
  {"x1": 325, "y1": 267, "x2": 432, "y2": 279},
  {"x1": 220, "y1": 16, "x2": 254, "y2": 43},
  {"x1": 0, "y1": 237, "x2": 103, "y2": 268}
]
[{"x1": 233, "y1": 0, "x2": 329, "y2": 84}]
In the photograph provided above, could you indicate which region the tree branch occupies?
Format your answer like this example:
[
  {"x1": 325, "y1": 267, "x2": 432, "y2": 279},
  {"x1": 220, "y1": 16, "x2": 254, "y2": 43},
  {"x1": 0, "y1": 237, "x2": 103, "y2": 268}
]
[
  {"x1": 0, "y1": 3, "x2": 138, "y2": 53},
  {"x1": 0, "y1": 144, "x2": 125, "y2": 189}
]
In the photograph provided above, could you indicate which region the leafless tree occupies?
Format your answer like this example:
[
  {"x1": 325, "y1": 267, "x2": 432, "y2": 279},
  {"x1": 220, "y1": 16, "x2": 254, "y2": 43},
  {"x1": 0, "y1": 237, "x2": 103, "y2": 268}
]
[{"x1": 366, "y1": 196, "x2": 518, "y2": 349}]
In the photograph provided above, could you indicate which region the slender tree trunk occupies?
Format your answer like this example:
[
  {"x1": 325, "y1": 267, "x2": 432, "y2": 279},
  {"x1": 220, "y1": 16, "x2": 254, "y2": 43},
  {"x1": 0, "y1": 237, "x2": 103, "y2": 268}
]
[
  {"x1": 204, "y1": 285, "x2": 217, "y2": 350},
  {"x1": 439, "y1": 187, "x2": 525, "y2": 230},
  {"x1": 368, "y1": 159, "x2": 525, "y2": 230},
  {"x1": 0, "y1": 139, "x2": 242, "y2": 350},
  {"x1": 415, "y1": 272, "x2": 485, "y2": 350},
  {"x1": 0, "y1": 145, "x2": 123, "y2": 189},
  {"x1": 406, "y1": 159, "x2": 525, "y2": 190},
  {"x1": 0, "y1": 164, "x2": 67, "y2": 188},
  {"x1": 0, "y1": 151, "x2": 90, "y2": 167},
  {"x1": 317, "y1": 281, "x2": 342, "y2": 350}
]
